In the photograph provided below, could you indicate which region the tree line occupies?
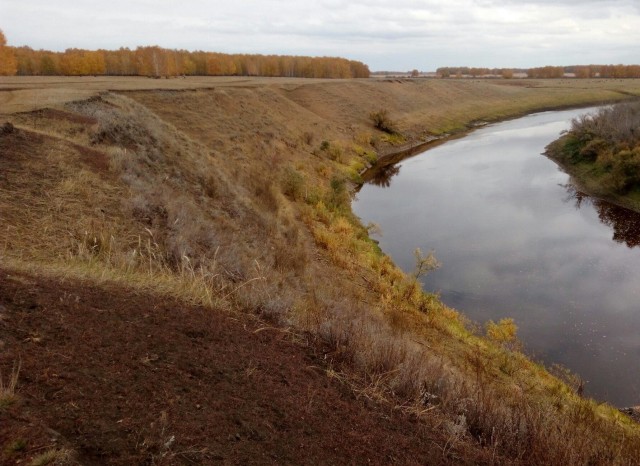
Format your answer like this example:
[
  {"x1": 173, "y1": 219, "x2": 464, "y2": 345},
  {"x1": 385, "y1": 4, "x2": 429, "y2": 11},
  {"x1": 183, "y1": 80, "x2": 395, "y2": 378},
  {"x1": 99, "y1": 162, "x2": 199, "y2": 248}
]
[
  {"x1": 435, "y1": 67, "x2": 516, "y2": 78},
  {"x1": 0, "y1": 30, "x2": 369, "y2": 78},
  {"x1": 436, "y1": 65, "x2": 640, "y2": 79},
  {"x1": 525, "y1": 65, "x2": 640, "y2": 79}
]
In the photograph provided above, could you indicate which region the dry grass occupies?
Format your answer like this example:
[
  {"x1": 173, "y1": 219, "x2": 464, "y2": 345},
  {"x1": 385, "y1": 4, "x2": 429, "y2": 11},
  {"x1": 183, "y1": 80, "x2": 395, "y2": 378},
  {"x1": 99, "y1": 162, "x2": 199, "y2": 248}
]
[
  {"x1": 29, "y1": 448, "x2": 76, "y2": 466},
  {"x1": 0, "y1": 360, "x2": 20, "y2": 410},
  {"x1": 3, "y1": 77, "x2": 640, "y2": 463}
]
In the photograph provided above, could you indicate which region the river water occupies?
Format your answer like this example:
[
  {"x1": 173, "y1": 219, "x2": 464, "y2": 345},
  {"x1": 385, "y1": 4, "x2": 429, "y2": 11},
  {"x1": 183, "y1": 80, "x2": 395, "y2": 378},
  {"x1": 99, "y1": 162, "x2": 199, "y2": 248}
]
[{"x1": 353, "y1": 108, "x2": 640, "y2": 407}]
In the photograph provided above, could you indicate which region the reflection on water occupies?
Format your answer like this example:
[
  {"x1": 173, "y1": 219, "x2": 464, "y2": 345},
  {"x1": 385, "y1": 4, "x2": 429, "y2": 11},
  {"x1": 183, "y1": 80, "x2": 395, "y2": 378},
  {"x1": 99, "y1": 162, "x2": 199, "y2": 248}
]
[
  {"x1": 354, "y1": 107, "x2": 640, "y2": 407},
  {"x1": 564, "y1": 185, "x2": 640, "y2": 249},
  {"x1": 366, "y1": 164, "x2": 401, "y2": 188}
]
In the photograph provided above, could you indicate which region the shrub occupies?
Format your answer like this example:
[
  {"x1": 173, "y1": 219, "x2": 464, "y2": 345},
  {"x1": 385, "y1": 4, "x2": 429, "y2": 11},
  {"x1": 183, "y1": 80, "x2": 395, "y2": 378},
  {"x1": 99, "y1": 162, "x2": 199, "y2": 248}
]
[
  {"x1": 579, "y1": 138, "x2": 607, "y2": 162},
  {"x1": 369, "y1": 109, "x2": 397, "y2": 135},
  {"x1": 318, "y1": 140, "x2": 343, "y2": 162},
  {"x1": 486, "y1": 318, "x2": 518, "y2": 349},
  {"x1": 609, "y1": 149, "x2": 640, "y2": 192},
  {"x1": 327, "y1": 144, "x2": 343, "y2": 162},
  {"x1": 302, "y1": 131, "x2": 314, "y2": 145},
  {"x1": 281, "y1": 166, "x2": 305, "y2": 201},
  {"x1": 352, "y1": 144, "x2": 377, "y2": 164},
  {"x1": 354, "y1": 131, "x2": 373, "y2": 147},
  {"x1": 326, "y1": 176, "x2": 350, "y2": 211},
  {"x1": 381, "y1": 132, "x2": 406, "y2": 145}
]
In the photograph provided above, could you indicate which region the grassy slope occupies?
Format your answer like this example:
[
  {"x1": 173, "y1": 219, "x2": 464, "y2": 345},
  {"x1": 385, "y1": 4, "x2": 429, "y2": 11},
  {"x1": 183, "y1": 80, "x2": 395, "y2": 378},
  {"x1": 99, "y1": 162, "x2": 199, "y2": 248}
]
[{"x1": 2, "y1": 77, "x2": 640, "y2": 464}]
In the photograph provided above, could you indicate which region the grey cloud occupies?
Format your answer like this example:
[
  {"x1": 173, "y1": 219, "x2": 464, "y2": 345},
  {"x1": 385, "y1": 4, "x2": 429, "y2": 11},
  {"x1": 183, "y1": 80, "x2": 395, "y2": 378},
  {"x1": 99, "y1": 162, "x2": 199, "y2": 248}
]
[{"x1": 2, "y1": 0, "x2": 640, "y2": 70}]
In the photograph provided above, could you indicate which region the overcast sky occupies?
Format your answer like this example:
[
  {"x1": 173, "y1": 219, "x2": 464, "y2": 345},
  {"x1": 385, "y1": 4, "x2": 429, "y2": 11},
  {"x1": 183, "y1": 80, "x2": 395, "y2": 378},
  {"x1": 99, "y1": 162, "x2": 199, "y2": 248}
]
[{"x1": 2, "y1": 0, "x2": 640, "y2": 71}]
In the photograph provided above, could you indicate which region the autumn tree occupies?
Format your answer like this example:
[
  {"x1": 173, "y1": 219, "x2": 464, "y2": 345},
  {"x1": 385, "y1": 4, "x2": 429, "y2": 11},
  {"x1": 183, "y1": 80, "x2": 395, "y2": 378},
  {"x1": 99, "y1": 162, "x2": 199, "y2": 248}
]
[
  {"x1": 1, "y1": 39, "x2": 371, "y2": 79},
  {"x1": 436, "y1": 67, "x2": 451, "y2": 78},
  {"x1": 176, "y1": 50, "x2": 196, "y2": 75},
  {"x1": 572, "y1": 66, "x2": 586, "y2": 78},
  {"x1": 14, "y1": 46, "x2": 38, "y2": 75},
  {"x1": 58, "y1": 49, "x2": 105, "y2": 75},
  {"x1": 39, "y1": 53, "x2": 59, "y2": 75},
  {"x1": 104, "y1": 48, "x2": 136, "y2": 75},
  {"x1": 0, "y1": 29, "x2": 17, "y2": 75},
  {"x1": 135, "y1": 46, "x2": 163, "y2": 77},
  {"x1": 206, "y1": 53, "x2": 237, "y2": 76},
  {"x1": 528, "y1": 66, "x2": 564, "y2": 78}
]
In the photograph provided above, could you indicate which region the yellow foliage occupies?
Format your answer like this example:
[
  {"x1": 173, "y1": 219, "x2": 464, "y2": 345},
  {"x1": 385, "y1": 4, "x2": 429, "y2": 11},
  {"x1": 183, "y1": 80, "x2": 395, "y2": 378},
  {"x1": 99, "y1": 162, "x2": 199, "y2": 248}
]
[
  {"x1": 0, "y1": 29, "x2": 17, "y2": 76},
  {"x1": 330, "y1": 217, "x2": 354, "y2": 236},
  {"x1": 486, "y1": 318, "x2": 518, "y2": 345}
]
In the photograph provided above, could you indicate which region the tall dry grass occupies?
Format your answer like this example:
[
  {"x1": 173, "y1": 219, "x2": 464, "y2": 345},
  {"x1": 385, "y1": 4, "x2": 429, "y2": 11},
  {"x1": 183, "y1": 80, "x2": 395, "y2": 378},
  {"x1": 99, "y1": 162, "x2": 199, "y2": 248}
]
[{"x1": 0, "y1": 361, "x2": 20, "y2": 410}]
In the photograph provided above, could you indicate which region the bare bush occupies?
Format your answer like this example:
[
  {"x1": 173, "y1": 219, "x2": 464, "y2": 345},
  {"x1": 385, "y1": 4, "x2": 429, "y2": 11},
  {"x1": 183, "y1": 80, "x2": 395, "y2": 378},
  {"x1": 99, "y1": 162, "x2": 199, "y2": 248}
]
[
  {"x1": 369, "y1": 109, "x2": 398, "y2": 135},
  {"x1": 571, "y1": 102, "x2": 640, "y2": 147}
]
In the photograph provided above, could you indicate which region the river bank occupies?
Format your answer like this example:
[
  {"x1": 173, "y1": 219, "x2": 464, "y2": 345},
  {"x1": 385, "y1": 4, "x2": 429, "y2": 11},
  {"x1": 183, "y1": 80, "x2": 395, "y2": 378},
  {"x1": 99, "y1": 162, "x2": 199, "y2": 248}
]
[
  {"x1": 545, "y1": 136, "x2": 640, "y2": 215},
  {"x1": 363, "y1": 98, "x2": 640, "y2": 184},
  {"x1": 355, "y1": 106, "x2": 640, "y2": 407}
]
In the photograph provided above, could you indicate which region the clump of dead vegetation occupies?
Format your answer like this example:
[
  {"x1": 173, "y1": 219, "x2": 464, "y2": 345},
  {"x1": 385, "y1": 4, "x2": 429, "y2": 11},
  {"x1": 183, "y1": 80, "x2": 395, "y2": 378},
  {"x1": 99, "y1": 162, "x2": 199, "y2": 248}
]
[
  {"x1": 29, "y1": 448, "x2": 77, "y2": 466},
  {"x1": 368, "y1": 108, "x2": 406, "y2": 146},
  {"x1": 369, "y1": 108, "x2": 397, "y2": 135},
  {"x1": 3, "y1": 83, "x2": 640, "y2": 464}
]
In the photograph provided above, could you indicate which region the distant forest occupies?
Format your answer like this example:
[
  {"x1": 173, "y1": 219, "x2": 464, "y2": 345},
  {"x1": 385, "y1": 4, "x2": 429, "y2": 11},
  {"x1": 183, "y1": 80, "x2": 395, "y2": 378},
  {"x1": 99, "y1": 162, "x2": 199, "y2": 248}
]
[
  {"x1": 3, "y1": 28, "x2": 640, "y2": 80},
  {"x1": 0, "y1": 30, "x2": 370, "y2": 78},
  {"x1": 436, "y1": 65, "x2": 640, "y2": 79}
]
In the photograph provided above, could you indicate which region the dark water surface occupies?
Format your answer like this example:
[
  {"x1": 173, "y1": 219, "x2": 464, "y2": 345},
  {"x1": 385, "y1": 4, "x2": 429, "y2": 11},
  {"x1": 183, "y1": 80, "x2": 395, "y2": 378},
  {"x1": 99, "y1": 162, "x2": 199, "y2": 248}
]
[{"x1": 353, "y1": 108, "x2": 640, "y2": 407}]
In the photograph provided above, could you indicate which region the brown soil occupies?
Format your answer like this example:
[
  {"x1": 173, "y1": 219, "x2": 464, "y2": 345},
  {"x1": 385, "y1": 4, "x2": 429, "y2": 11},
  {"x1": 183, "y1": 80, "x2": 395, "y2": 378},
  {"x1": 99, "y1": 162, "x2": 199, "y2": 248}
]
[{"x1": 0, "y1": 269, "x2": 474, "y2": 465}]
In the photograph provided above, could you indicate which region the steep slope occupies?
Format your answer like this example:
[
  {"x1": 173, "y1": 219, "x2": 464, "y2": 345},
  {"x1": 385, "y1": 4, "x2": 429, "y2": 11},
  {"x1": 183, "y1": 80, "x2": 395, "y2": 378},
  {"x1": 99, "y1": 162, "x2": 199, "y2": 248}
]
[{"x1": 2, "y1": 77, "x2": 640, "y2": 464}]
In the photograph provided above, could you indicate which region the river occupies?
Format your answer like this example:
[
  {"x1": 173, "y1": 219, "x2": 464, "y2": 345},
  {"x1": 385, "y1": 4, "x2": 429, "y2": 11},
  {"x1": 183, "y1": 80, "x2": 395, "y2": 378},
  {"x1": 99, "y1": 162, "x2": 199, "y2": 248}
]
[{"x1": 353, "y1": 107, "x2": 640, "y2": 407}]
